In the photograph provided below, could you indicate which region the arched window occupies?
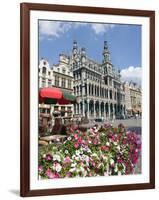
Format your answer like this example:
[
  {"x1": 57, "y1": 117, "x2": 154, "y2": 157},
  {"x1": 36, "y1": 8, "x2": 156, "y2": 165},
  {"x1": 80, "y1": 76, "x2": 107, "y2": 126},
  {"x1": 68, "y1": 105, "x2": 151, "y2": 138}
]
[{"x1": 42, "y1": 67, "x2": 47, "y2": 74}]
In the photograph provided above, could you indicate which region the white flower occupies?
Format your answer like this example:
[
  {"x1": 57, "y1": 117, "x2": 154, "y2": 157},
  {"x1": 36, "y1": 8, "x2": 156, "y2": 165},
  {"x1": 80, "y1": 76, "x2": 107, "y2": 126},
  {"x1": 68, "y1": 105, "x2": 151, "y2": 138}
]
[
  {"x1": 114, "y1": 164, "x2": 118, "y2": 172},
  {"x1": 65, "y1": 150, "x2": 69, "y2": 154},
  {"x1": 69, "y1": 167, "x2": 76, "y2": 172},
  {"x1": 110, "y1": 158, "x2": 114, "y2": 166},
  {"x1": 118, "y1": 171, "x2": 122, "y2": 176},
  {"x1": 43, "y1": 154, "x2": 46, "y2": 158},
  {"x1": 75, "y1": 150, "x2": 80, "y2": 156},
  {"x1": 55, "y1": 163, "x2": 62, "y2": 172},
  {"x1": 102, "y1": 156, "x2": 107, "y2": 161},
  {"x1": 92, "y1": 153, "x2": 98, "y2": 157},
  {"x1": 114, "y1": 142, "x2": 117, "y2": 146},
  {"x1": 79, "y1": 166, "x2": 85, "y2": 172},
  {"x1": 53, "y1": 154, "x2": 61, "y2": 162},
  {"x1": 117, "y1": 145, "x2": 120, "y2": 151},
  {"x1": 80, "y1": 150, "x2": 83, "y2": 154},
  {"x1": 122, "y1": 163, "x2": 126, "y2": 172},
  {"x1": 71, "y1": 163, "x2": 77, "y2": 167},
  {"x1": 88, "y1": 140, "x2": 92, "y2": 144},
  {"x1": 82, "y1": 170, "x2": 87, "y2": 177},
  {"x1": 72, "y1": 155, "x2": 76, "y2": 159},
  {"x1": 84, "y1": 155, "x2": 89, "y2": 162},
  {"x1": 106, "y1": 142, "x2": 110, "y2": 146},
  {"x1": 67, "y1": 137, "x2": 72, "y2": 141}
]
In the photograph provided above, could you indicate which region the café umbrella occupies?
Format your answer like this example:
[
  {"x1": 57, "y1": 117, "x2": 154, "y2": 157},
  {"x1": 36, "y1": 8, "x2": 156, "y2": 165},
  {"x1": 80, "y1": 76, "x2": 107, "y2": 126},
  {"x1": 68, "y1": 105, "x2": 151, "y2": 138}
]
[{"x1": 39, "y1": 87, "x2": 76, "y2": 104}]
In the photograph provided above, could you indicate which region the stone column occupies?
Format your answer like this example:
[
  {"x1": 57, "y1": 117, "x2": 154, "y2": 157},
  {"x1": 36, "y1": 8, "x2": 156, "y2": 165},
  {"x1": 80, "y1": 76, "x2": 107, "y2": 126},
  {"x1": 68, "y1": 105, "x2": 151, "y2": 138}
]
[
  {"x1": 77, "y1": 103, "x2": 80, "y2": 114},
  {"x1": 73, "y1": 104, "x2": 76, "y2": 115},
  {"x1": 107, "y1": 88, "x2": 110, "y2": 100},
  {"x1": 87, "y1": 99, "x2": 90, "y2": 118},
  {"x1": 82, "y1": 85, "x2": 85, "y2": 96},
  {"x1": 99, "y1": 102, "x2": 101, "y2": 118},
  {"x1": 87, "y1": 84, "x2": 89, "y2": 97},
  {"x1": 103, "y1": 103, "x2": 106, "y2": 119},
  {"x1": 107, "y1": 76, "x2": 109, "y2": 87},
  {"x1": 82, "y1": 99, "x2": 85, "y2": 117},
  {"x1": 108, "y1": 103, "x2": 110, "y2": 119},
  {"x1": 93, "y1": 101, "x2": 96, "y2": 118},
  {"x1": 112, "y1": 104, "x2": 115, "y2": 121}
]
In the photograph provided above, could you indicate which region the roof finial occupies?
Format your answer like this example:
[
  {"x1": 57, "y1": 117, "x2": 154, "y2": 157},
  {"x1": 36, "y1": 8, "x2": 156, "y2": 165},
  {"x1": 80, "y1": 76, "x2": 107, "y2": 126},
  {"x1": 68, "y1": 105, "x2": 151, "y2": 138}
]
[{"x1": 104, "y1": 40, "x2": 108, "y2": 50}]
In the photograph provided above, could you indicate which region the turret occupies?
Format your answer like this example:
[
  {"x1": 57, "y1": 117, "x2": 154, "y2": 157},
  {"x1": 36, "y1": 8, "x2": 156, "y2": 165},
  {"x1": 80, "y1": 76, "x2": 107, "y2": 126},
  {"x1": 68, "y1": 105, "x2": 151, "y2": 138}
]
[{"x1": 103, "y1": 41, "x2": 111, "y2": 63}]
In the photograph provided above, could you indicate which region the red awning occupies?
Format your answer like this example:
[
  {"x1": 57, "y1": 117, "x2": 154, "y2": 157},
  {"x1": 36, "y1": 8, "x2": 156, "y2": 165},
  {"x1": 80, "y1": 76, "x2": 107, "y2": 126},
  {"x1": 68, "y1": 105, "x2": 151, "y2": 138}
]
[
  {"x1": 39, "y1": 87, "x2": 76, "y2": 105},
  {"x1": 40, "y1": 87, "x2": 63, "y2": 99}
]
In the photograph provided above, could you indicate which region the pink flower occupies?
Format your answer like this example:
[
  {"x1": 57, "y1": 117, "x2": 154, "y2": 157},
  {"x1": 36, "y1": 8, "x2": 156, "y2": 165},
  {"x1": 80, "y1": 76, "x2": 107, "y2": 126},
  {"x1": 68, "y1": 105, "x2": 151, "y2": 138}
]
[
  {"x1": 64, "y1": 156, "x2": 71, "y2": 164},
  {"x1": 123, "y1": 139, "x2": 127, "y2": 145},
  {"x1": 46, "y1": 169, "x2": 54, "y2": 179},
  {"x1": 38, "y1": 165, "x2": 43, "y2": 172},
  {"x1": 101, "y1": 145, "x2": 109, "y2": 151},
  {"x1": 45, "y1": 154, "x2": 52, "y2": 161},
  {"x1": 74, "y1": 142, "x2": 79, "y2": 149},
  {"x1": 77, "y1": 137, "x2": 82, "y2": 144},
  {"x1": 74, "y1": 134, "x2": 78, "y2": 140},
  {"x1": 53, "y1": 173, "x2": 60, "y2": 178},
  {"x1": 66, "y1": 172, "x2": 72, "y2": 177},
  {"x1": 93, "y1": 139, "x2": 98, "y2": 145},
  {"x1": 89, "y1": 172, "x2": 93, "y2": 177},
  {"x1": 46, "y1": 169, "x2": 60, "y2": 179},
  {"x1": 117, "y1": 159, "x2": 122, "y2": 163},
  {"x1": 104, "y1": 172, "x2": 109, "y2": 176},
  {"x1": 92, "y1": 161, "x2": 96, "y2": 167}
]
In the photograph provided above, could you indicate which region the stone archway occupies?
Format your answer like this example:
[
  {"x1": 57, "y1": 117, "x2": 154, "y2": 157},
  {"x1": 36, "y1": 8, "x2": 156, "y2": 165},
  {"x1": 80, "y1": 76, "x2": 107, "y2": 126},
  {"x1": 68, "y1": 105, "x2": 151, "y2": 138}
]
[
  {"x1": 101, "y1": 102, "x2": 104, "y2": 117},
  {"x1": 105, "y1": 103, "x2": 109, "y2": 117},
  {"x1": 95, "y1": 101, "x2": 99, "y2": 117},
  {"x1": 89, "y1": 100, "x2": 94, "y2": 117}
]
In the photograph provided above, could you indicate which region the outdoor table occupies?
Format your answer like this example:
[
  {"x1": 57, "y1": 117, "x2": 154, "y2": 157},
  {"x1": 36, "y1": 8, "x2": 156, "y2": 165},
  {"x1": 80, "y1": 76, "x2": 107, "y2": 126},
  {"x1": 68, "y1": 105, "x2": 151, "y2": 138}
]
[{"x1": 40, "y1": 135, "x2": 67, "y2": 143}]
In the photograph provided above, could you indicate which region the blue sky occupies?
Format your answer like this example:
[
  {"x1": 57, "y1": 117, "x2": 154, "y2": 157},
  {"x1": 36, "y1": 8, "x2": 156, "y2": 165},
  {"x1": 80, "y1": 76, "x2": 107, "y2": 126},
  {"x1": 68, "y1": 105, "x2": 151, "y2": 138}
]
[{"x1": 39, "y1": 20, "x2": 142, "y2": 84}]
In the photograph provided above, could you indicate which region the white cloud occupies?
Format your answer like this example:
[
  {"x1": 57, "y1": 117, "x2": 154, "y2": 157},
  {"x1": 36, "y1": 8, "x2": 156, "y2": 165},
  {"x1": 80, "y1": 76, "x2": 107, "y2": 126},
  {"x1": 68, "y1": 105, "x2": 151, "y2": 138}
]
[
  {"x1": 39, "y1": 21, "x2": 116, "y2": 39},
  {"x1": 39, "y1": 21, "x2": 71, "y2": 38},
  {"x1": 120, "y1": 66, "x2": 142, "y2": 85},
  {"x1": 91, "y1": 24, "x2": 115, "y2": 34}
]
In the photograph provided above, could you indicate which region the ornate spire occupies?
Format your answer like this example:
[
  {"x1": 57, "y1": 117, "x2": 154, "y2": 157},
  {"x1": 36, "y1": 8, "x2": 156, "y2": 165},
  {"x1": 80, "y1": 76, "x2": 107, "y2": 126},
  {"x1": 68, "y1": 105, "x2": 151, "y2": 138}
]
[
  {"x1": 103, "y1": 40, "x2": 110, "y2": 63},
  {"x1": 73, "y1": 40, "x2": 77, "y2": 49},
  {"x1": 104, "y1": 41, "x2": 108, "y2": 50}
]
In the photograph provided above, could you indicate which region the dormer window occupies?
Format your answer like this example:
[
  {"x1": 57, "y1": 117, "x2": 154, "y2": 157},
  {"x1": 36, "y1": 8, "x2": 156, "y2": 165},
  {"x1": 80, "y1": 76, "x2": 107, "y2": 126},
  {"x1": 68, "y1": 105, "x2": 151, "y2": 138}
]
[{"x1": 62, "y1": 68, "x2": 66, "y2": 74}]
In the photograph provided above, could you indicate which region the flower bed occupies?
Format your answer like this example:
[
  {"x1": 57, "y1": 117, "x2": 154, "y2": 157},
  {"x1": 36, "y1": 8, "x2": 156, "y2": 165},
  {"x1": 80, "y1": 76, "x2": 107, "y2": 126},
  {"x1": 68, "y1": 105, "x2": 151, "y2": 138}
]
[{"x1": 38, "y1": 124, "x2": 141, "y2": 179}]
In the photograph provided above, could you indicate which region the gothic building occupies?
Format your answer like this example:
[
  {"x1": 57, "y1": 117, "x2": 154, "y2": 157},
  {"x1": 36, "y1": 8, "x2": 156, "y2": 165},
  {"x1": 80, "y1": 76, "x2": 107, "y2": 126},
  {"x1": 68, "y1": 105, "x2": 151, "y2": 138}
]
[{"x1": 70, "y1": 40, "x2": 126, "y2": 121}]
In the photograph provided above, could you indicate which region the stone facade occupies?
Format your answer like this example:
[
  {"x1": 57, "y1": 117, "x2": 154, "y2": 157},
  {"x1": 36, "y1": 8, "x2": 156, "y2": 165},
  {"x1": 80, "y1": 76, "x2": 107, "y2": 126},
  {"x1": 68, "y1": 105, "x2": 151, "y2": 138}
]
[
  {"x1": 39, "y1": 40, "x2": 142, "y2": 122},
  {"x1": 70, "y1": 40, "x2": 126, "y2": 121},
  {"x1": 124, "y1": 81, "x2": 142, "y2": 116},
  {"x1": 39, "y1": 55, "x2": 74, "y2": 120}
]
